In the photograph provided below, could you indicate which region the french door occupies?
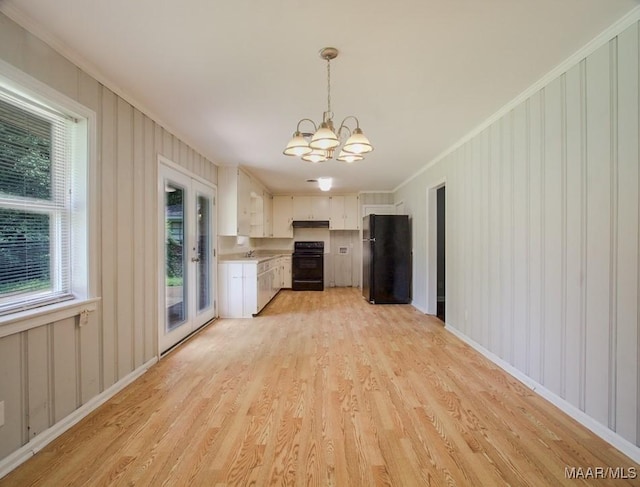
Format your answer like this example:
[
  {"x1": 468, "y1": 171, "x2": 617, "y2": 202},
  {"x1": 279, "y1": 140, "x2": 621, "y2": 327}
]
[{"x1": 158, "y1": 162, "x2": 216, "y2": 353}]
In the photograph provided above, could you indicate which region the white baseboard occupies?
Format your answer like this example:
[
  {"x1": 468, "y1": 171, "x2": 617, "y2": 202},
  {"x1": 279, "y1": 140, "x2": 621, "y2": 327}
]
[
  {"x1": 444, "y1": 324, "x2": 640, "y2": 464},
  {"x1": 0, "y1": 357, "x2": 158, "y2": 480}
]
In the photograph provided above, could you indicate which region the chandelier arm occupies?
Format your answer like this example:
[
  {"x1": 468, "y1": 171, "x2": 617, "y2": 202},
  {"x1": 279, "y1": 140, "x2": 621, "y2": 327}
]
[
  {"x1": 296, "y1": 118, "x2": 318, "y2": 134},
  {"x1": 338, "y1": 115, "x2": 361, "y2": 130},
  {"x1": 336, "y1": 124, "x2": 352, "y2": 140}
]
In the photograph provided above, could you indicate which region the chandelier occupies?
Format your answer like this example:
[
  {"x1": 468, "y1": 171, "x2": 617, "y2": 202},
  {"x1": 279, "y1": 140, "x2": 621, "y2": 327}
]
[{"x1": 283, "y1": 47, "x2": 373, "y2": 163}]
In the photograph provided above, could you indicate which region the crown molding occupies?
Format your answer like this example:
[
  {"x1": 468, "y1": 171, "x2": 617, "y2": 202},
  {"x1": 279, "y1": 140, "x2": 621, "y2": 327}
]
[{"x1": 393, "y1": 5, "x2": 640, "y2": 194}]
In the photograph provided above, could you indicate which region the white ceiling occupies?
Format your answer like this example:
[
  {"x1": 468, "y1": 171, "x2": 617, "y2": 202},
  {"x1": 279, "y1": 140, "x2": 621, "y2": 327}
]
[{"x1": 3, "y1": 0, "x2": 638, "y2": 193}]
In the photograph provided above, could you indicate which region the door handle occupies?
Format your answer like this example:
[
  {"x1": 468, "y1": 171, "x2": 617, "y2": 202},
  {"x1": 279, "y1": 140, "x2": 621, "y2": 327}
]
[{"x1": 191, "y1": 257, "x2": 201, "y2": 262}]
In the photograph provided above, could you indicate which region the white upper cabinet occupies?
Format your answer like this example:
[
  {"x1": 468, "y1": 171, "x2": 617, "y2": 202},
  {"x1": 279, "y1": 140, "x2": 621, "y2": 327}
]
[
  {"x1": 343, "y1": 194, "x2": 360, "y2": 230},
  {"x1": 249, "y1": 190, "x2": 264, "y2": 237},
  {"x1": 237, "y1": 170, "x2": 251, "y2": 235},
  {"x1": 311, "y1": 196, "x2": 331, "y2": 220},
  {"x1": 330, "y1": 195, "x2": 345, "y2": 229},
  {"x1": 292, "y1": 195, "x2": 330, "y2": 220},
  {"x1": 292, "y1": 195, "x2": 311, "y2": 220},
  {"x1": 273, "y1": 195, "x2": 293, "y2": 237},
  {"x1": 219, "y1": 166, "x2": 251, "y2": 236},
  {"x1": 330, "y1": 194, "x2": 359, "y2": 230},
  {"x1": 220, "y1": 167, "x2": 273, "y2": 237},
  {"x1": 263, "y1": 191, "x2": 273, "y2": 237},
  {"x1": 271, "y1": 193, "x2": 358, "y2": 235}
]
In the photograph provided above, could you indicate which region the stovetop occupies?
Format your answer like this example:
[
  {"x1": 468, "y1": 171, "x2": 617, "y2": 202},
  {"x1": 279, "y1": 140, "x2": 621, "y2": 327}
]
[{"x1": 293, "y1": 241, "x2": 324, "y2": 254}]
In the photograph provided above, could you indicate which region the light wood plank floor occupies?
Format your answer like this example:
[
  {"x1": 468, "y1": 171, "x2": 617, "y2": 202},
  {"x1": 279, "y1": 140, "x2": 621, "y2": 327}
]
[{"x1": 2, "y1": 288, "x2": 638, "y2": 486}]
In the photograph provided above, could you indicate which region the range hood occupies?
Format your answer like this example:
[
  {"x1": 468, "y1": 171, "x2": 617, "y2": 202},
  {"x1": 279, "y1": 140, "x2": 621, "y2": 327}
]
[{"x1": 292, "y1": 220, "x2": 330, "y2": 229}]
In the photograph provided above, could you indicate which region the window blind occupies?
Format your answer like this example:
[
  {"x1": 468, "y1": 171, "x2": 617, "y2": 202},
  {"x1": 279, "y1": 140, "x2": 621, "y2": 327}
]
[{"x1": 0, "y1": 90, "x2": 73, "y2": 315}]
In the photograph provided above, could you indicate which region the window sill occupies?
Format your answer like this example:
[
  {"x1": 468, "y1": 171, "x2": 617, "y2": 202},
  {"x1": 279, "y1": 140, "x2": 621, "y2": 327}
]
[{"x1": 0, "y1": 297, "x2": 101, "y2": 338}]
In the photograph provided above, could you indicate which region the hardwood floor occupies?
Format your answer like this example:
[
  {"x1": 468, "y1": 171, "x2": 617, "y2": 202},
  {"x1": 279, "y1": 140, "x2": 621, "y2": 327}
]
[{"x1": 2, "y1": 288, "x2": 638, "y2": 486}]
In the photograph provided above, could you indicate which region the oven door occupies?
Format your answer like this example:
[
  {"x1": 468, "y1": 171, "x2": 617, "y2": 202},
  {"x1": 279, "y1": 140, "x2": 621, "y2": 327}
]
[{"x1": 292, "y1": 254, "x2": 324, "y2": 291}]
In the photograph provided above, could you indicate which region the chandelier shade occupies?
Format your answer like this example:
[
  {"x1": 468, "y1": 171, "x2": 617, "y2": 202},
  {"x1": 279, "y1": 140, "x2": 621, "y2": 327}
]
[
  {"x1": 301, "y1": 149, "x2": 328, "y2": 163},
  {"x1": 283, "y1": 131, "x2": 313, "y2": 156},
  {"x1": 337, "y1": 150, "x2": 364, "y2": 163},
  {"x1": 283, "y1": 47, "x2": 373, "y2": 164},
  {"x1": 309, "y1": 123, "x2": 339, "y2": 150},
  {"x1": 342, "y1": 127, "x2": 373, "y2": 154}
]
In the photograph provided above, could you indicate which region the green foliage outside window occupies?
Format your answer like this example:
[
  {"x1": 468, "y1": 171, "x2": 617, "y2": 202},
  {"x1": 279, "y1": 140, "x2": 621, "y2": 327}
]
[{"x1": 0, "y1": 98, "x2": 53, "y2": 294}]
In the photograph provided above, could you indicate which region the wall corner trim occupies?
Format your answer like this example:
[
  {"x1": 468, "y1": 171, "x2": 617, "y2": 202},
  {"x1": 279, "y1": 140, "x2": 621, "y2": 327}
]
[
  {"x1": 0, "y1": 357, "x2": 158, "y2": 480},
  {"x1": 444, "y1": 324, "x2": 640, "y2": 465}
]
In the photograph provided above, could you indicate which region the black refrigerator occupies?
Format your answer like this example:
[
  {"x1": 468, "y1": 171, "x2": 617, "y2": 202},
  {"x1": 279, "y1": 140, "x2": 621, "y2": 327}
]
[{"x1": 362, "y1": 214, "x2": 412, "y2": 304}]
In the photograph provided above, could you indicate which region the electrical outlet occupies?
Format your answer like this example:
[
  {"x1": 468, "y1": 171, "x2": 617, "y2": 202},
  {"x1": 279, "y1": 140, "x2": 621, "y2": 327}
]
[{"x1": 0, "y1": 401, "x2": 4, "y2": 427}]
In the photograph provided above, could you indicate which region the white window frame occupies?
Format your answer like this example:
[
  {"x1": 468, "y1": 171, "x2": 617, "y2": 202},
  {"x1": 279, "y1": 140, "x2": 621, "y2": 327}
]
[
  {"x1": 0, "y1": 97, "x2": 72, "y2": 312},
  {"x1": 0, "y1": 58, "x2": 98, "y2": 330}
]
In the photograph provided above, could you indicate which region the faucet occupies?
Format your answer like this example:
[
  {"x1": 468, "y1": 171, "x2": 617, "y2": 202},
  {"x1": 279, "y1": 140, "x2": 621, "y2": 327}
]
[{"x1": 245, "y1": 249, "x2": 255, "y2": 258}]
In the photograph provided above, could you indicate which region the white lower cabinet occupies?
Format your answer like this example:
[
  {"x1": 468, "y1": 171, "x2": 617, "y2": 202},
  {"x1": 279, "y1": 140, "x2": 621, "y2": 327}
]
[
  {"x1": 257, "y1": 265, "x2": 275, "y2": 312},
  {"x1": 218, "y1": 262, "x2": 257, "y2": 318},
  {"x1": 219, "y1": 256, "x2": 290, "y2": 318},
  {"x1": 282, "y1": 256, "x2": 291, "y2": 288}
]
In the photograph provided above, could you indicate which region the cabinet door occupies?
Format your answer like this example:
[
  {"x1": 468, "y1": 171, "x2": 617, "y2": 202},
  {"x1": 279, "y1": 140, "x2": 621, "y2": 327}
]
[
  {"x1": 343, "y1": 195, "x2": 360, "y2": 230},
  {"x1": 273, "y1": 196, "x2": 293, "y2": 237},
  {"x1": 257, "y1": 272, "x2": 268, "y2": 312},
  {"x1": 228, "y1": 263, "x2": 245, "y2": 318},
  {"x1": 311, "y1": 196, "x2": 330, "y2": 220},
  {"x1": 242, "y1": 263, "x2": 258, "y2": 316},
  {"x1": 278, "y1": 258, "x2": 285, "y2": 288},
  {"x1": 293, "y1": 196, "x2": 312, "y2": 220},
  {"x1": 263, "y1": 191, "x2": 273, "y2": 237},
  {"x1": 272, "y1": 266, "x2": 280, "y2": 298},
  {"x1": 237, "y1": 169, "x2": 251, "y2": 236},
  {"x1": 273, "y1": 258, "x2": 282, "y2": 289},
  {"x1": 282, "y1": 257, "x2": 292, "y2": 288},
  {"x1": 218, "y1": 263, "x2": 230, "y2": 317},
  {"x1": 249, "y1": 191, "x2": 264, "y2": 237},
  {"x1": 329, "y1": 196, "x2": 345, "y2": 229}
]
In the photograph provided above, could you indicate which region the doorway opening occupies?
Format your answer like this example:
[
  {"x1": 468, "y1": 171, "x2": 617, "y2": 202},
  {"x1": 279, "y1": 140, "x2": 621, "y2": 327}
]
[
  {"x1": 436, "y1": 186, "x2": 446, "y2": 321},
  {"x1": 427, "y1": 181, "x2": 446, "y2": 321}
]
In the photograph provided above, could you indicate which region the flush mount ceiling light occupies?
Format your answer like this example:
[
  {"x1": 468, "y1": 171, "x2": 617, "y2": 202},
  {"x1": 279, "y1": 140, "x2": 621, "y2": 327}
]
[
  {"x1": 283, "y1": 47, "x2": 373, "y2": 164},
  {"x1": 317, "y1": 177, "x2": 332, "y2": 191}
]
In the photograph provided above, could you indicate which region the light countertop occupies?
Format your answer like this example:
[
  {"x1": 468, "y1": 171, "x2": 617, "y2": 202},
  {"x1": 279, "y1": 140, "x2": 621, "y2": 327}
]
[{"x1": 219, "y1": 251, "x2": 292, "y2": 264}]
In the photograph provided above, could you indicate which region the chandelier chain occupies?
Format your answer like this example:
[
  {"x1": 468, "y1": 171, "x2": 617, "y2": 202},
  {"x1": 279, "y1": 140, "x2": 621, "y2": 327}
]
[{"x1": 326, "y1": 57, "x2": 331, "y2": 115}]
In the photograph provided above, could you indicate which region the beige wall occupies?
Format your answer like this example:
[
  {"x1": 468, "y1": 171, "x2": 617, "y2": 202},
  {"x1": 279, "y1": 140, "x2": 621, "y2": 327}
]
[
  {"x1": 0, "y1": 12, "x2": 217, "y2": 461},
  {"x1": 395, "y1": 20, "x2": 640, "y2": 451}
]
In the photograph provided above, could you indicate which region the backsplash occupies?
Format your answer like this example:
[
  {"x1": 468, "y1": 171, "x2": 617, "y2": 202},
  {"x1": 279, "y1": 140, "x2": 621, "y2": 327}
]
[{"x1": 218, "y1": 235, "x2": 251, "y2": 255}]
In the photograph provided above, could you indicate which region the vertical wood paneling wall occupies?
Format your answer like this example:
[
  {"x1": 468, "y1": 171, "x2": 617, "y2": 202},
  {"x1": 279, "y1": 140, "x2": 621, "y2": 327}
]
[
  {"x1": 0, "y1": 13, "x2": 217, "y2": 461},
  {"x1": 395, "y1": 21, "x2": 640, "y2": 448}
]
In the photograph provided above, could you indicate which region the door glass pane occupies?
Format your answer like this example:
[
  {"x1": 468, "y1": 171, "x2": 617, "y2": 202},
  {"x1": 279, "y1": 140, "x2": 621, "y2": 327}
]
[
  {"x1": 165, "y1": 182, "x2": 187, "y2": 330},
  {"x1": 196, "y1": 193, "x2": 211, "y2": 312}
]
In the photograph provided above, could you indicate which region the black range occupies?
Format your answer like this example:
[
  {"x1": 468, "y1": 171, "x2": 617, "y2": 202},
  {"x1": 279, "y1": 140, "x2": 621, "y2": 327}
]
[{"x1": 292, "y1": 241, "x2": 324, "y2": 291}]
